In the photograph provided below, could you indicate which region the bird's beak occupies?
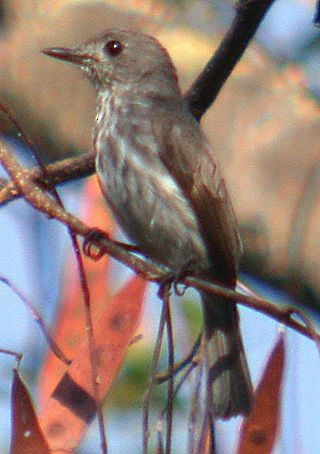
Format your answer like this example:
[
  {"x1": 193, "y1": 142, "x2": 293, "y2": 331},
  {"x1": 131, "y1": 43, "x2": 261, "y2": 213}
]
[{"x1": 42, "y1": 47, "x2": 96, "y2": 66}]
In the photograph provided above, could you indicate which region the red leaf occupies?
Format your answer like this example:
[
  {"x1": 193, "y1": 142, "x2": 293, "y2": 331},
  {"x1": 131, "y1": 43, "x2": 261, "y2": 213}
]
[
  {"x1": 37, "y1": 177, "x2": 114, "y2": 407},
  {"x1": 10, "y1": 369, "x2": 49, "y2": 454},
  {"x1": 236, "y1": 332, "x2": 285, "y2": 454},
  {"x1": 39, "y1": 275, "x2": 147, "y2": 452}
]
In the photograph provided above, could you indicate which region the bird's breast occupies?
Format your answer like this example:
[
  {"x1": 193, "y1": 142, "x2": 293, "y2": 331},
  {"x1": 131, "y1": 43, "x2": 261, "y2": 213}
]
[{"x1": 94, "y1": 94, "x2": 208, "y2": 269}]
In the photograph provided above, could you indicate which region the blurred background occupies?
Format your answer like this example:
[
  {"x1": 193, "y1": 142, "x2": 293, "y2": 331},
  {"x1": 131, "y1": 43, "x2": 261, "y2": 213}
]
[{"x1": 0, "y1": 0, "x2": 320, "y2": 452}]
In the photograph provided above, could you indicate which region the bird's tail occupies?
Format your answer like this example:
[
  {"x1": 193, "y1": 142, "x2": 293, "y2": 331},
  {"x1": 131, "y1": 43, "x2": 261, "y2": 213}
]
[{"x1": 202, "y1": 293, "x2": 253, "y2": 418}]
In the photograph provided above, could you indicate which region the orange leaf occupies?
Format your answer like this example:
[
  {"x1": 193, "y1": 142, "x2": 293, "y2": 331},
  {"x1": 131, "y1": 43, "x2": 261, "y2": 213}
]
[
  {"x1": 236, "y1": 332, "x2": 285, "y2": 454},
  {"x1": 10, "y1": 369, "x2": 50, "y2": 454},
  {"x1": 37, "y1": 176, "x2": 114, "y2": 407},
  {"x1": 39, "y1": 275, "x2": 147, "y2": 452}
]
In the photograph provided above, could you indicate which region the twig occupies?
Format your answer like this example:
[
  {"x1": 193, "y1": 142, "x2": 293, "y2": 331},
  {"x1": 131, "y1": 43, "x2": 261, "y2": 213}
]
[
  {"x1": 0, "y1": 348, "x2": 23, "y2": 366},
  {"x1": 314, "y1": 0, "x2": 320, "y2": 26},
  {"x1": 185, "y1": 0, "x2": 276, "y2": 120},
  {"x1": 0, "y1": 276, "x2": 70, "y2": 365},
  {"x1": 69, "y1": 234, "x2": 108, "y2": 454},
  {"x1": 158, "y1": 359, "x2": 200, "y2": 453},
  {"x1": 0, "y1": 152, "x2": 95, "y2": 206},
  {"x1": 155, "y1": 333, "x2": 201, "y2": 384},
  {"x1": 173, "y1": 360, "x2": 199, "y2": 407},
  {"x1": 143, "y1": 294, "x2": 167, "y2": 454},
  {"x1": 0, "y1": 3, "x2": 277, "y2": 208},
  {"x1": 189, "y1": 276, "x2": 317, "y2": 341},
  {"x1": 189, "y1": 348, "x2": 204, "y2": 454},
  {"x1": 197, "y1": 341, "x2": 215, "y2": 454},
  {"x1": 158, "y1": 353, "x2": 199, "y2": 431},
  {"x1": 0, "y1": 137, "x2": 317, "y2": 343},
  {"x1": 0, "y1": 106, "x2": 107, "y2": 453},
  {"x1": 0, "y1": 139, "x2": 151, "y2": 276},
  {"x1": 292, "y1": 307, "x2": 320, "y2": 356},
  {"x1": 164, "y1": 287, "x2": 174, "y2": 454}
]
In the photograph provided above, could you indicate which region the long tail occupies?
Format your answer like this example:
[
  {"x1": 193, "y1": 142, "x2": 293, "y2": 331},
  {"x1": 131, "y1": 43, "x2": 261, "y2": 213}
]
[{"x1": 202, "y1": 293, "x2": 253, "y2": 419}]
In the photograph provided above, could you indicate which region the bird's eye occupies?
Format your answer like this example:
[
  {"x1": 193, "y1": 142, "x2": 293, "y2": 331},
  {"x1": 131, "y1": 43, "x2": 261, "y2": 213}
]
[{"x1": 104, "y1": 40, "x2": 123, "y2": 57}]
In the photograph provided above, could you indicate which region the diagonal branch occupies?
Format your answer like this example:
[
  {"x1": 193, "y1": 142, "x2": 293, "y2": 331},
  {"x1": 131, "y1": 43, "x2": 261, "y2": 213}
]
[
  {"x1": 0, "y1": 0, "x2": 277, "y2": 207},
  {"x1": 0, "y1": 152, "x2": 95, "y2": 206},
  {"x1": 0, "y1": 139, "x2": 318, "y2": 345},
  {"x1": 185, "y1": 0, "x2": 276, "y2": 120},
  {"x1": 0, "y1": 104, "x2": 108, "y2": 452}
]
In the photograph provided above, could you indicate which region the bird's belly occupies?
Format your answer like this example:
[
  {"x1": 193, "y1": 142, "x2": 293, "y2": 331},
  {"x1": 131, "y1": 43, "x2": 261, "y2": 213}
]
[{"x1": 96, "y1": 148, "x2": 208, "y2": 271}]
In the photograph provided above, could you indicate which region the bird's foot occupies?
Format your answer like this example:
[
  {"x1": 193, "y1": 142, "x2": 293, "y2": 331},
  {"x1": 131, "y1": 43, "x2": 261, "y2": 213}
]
[
  {"x1": 83, "y1": 228, "x2": 140, "y2": 261},
  {"x1": 82, "y1": 228, "x2": 110, "y2": 261},
  {"x1": 158, "y1": 260, "x2": 195, "y2": 300}
]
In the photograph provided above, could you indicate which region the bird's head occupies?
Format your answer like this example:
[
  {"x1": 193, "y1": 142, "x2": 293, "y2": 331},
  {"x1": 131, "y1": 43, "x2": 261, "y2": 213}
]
[{"x1": 43, "y1": 29, "x2": 180, "y2": 97}]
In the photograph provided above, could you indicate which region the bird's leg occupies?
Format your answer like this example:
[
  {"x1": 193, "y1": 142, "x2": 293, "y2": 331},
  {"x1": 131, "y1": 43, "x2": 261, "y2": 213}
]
[
  {"x1": 157, "y1": 258, "x2": 196, "y2": 299},
  {"x1": 83, "y1": 227, "x2": 140, "y2": 261}
]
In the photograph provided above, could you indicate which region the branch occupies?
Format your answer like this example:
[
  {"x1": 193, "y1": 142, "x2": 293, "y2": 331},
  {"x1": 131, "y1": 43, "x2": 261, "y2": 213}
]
[
  {"x1": 0, "y1": 0, "x2": 277, "y2": 207},
  {"x1": 0, "y1": 276, "x2": 70, "y2": 365},
  {"x1": 0, "y1": 151, "x2": 95, "y2": 206},
  {"x1": 0, "y1": 139, "x2": 317, "y2": 344},
  {"x1": 0, "y1": 104, "x2": 108, "y2": 452},
  {"x1": 315, "y1": 0, "x2": 320, "y2": 26},
  {"x1": 185, "y1": 0, "x2": 276, "y2": 120}
]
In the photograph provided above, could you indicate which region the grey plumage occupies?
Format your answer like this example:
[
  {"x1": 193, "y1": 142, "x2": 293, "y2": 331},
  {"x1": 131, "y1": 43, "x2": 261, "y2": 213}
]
[{"x1": 43, "y1": 29, "x2": 253, "y2": 418}]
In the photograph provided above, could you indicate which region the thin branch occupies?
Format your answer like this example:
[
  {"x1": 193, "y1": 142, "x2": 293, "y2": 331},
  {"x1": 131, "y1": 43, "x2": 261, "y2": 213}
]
[
  {"x1": 189, "y1": 346, "x2": 204, "y2": 454},
  {"x1": 0, "y1": 276, "x2": 70, "y2": 365},
  {"x1": 185, "y1": 0, "x2": 276, "y2": 120},
  {"x1": 164, "y1": 288, "x2": 174, "y2": 454},
  {"x1": 293, "y1": 307, "x2": 320, "y2": 356},
  {"x1": 143, "y1": 296, "x2": 167, "y2": 454},
  {"x1": 0, "y1": 138, "x2": 317, "y2": 343},
  {"x1": 0, "y1": 1, "x2": 305, "y2": 450},
  {"x1": 197, "y1": 340, "x2": 215, "y2": 453},
  {"x1": 189, "y1": 276, "x2": 317, "y2": 341},
  {"x1": 0, "y1": 139, "x2": 150, "y2": 276},
  {"x1": 157, "y1": 342, "x2": 200, "y2": 451},
  {"x1": 0, "y1": 3, "x2": 277, "y2": 208},
  {"x1": 314, "y1": 0, "x2": 320, "y2": 25},
  {"x1": 0, "y1": 348, "x2": 23, "y2": 366},
  {"x1": 171, "y1": 360, "x2": 198, "y2": 405},
  {"x1": 69, "y1": 235, "x2": 108, "y2": 454},
  {"x1": 0, "y1": 104, "x2": 108, "y2": 452},
  {"x1": 0, "y1": 152, "x2": 95, "y2": 206},
  {"x1": 155, "y1": 333, "x2": 201, "y2": 384}
]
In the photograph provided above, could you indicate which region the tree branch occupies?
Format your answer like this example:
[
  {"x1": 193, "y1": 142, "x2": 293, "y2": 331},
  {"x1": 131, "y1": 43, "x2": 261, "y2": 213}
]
[
  {"x1": 0, "y1": 0, "x2": 277, "y2": 207},
  {"x1": 2, "y1": 2, "x2": 311, "y2": 347},
  {"x1": 185, "y1": 0, "x2": 276, "y2": 120},
  {"x1": 0, "y1": 151, "x2": 95, "y2": 205},
  {"x1": 0, "y1": 138, "x2": 317, "y2": 344}
]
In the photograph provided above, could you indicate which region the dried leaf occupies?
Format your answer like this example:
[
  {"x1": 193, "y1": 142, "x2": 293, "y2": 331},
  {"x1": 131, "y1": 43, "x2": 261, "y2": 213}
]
[
  {"x1": 236, "y1": 332, "x2": 285, "y2": 454},
  {"x1": 10, "y1": 369, "x2": 50, "y2": 454}
]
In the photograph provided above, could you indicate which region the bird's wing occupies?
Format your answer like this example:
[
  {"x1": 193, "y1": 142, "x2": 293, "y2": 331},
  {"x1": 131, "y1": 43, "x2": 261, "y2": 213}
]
[{"x1": 153, "y1": 107, "x2": 242, "y2": 283}]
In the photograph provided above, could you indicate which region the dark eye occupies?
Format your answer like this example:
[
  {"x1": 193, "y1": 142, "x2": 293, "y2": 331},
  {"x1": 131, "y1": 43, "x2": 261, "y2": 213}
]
[{"x1": 104, "y1": 40, "x2": 123, "y2": 57}]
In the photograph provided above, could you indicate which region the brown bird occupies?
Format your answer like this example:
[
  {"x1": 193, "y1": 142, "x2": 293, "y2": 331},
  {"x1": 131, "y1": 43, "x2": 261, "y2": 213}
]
[{"x1": 43, "y1": 29, "x2": 253, "y2": 418}]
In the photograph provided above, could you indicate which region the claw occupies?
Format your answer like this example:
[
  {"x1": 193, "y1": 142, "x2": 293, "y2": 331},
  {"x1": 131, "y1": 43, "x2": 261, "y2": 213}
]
[
  {"x1": 83, "y1": 228, "x2": 141, "y2": 261},
  {"x1": 83, "y1": 228, "x2": 109, "y2": 261},
  {"x1": 158, "y1": 259, "x2": 195, "y2": 300}
]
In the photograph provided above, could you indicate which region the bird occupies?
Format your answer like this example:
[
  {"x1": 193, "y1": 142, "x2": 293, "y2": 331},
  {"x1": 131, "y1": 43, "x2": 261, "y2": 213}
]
[{"x1": 43, "y1": 29, "x2": 253, "y2": 419}]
